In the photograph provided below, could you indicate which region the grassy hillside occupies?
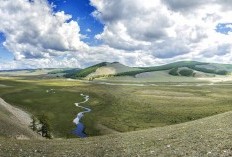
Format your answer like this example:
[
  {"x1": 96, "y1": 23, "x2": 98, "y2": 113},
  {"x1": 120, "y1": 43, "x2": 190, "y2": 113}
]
[
  {"x1": 66, "y1": 61, "x2": 207, "y2": 79},
  {"x1": 115, "y1": 61, "x2": 206, "y2": 76},
  {"x1": 194, "y1": 63, "x2": 232, "y2": 75},
  {"x1": 73, "y1": 62, "x2": 108, "y2": 78},
  {"x1": 87, "y1": 62, "x2": 141, "y2": 78},
  {"x1": 71, "y1": 62, "x2": 141, "y2": 79},
  {"x1": 1, "y1": 61, "x2": 231, "y2": 79},
  {"x1": 111, "y1": 61, "x2": 232, "y2": 77},
  {"x1": 168, "y1": 67, "x2": 216, "y2": 78},
  {"x1": 0, "y1": 110, "x2": 232, "y2": 156}
]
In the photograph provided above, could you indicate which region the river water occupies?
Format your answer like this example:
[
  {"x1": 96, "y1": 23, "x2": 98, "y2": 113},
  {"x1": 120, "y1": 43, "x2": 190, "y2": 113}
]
[{"x1": 72, "y1": 94, "x2": 91, "y2": 138}]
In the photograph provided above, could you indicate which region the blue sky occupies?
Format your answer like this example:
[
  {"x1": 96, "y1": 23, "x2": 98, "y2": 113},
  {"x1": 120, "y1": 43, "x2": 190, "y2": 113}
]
[
  {"x1": 47, "y1": 0, "x2": 103, "y2": 45},
  {"x1": 0, "y1": 32, "x2": 14, "y2": 61},
  {"x1": 216, "y1": 23, "x2": 232, "y2": 35},
  {"x1": 0, "y1": 0, "x2": 232, "y2": 69},
  {"x1": 0, "y1": 0, "x2": 104, "y2": 64}
]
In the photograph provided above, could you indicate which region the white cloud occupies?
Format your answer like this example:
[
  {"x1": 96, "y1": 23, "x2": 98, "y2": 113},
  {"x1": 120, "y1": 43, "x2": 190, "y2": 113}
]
[
  {"x1": 86, "y1": 28, "x2": 91, "y2": 32},
  {"x1": 90, "y1": 0, "x2": 232, "y2": 63},
  {"x1": 0, "y1": 57, "x2": 81, "y2": 70},
  {"x1": 0, "y1": 45, "x2": 158, "y2": 70},
  {"x1": 1, "y1": 0, "x2": 232, "y2": 70},
  {"x1": 0, "y1": 0, "x2": 87, "y2": 60}
]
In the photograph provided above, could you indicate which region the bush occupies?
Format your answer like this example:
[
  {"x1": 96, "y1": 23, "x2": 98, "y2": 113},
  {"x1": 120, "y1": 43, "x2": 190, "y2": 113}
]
[
  {"x1": 169, "y1": 68, "x2": 179, "y2": 76},
  {"x1": 217, "y1": 70, "x2": 228, "y2": 75},
  {"x1": 37, "y1": 114, "x2": 52, "y2": 139}
]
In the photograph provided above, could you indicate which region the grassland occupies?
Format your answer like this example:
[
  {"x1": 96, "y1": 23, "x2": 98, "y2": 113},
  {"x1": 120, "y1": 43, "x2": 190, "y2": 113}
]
[{"x1": 1, "y1": 77, "x2": 232, "y2": 139}]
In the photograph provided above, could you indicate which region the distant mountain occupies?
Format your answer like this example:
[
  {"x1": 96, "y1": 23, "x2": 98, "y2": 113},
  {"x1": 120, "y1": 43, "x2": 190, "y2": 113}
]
[
  {"x1": 0, "y1": 68, "x2": 80, "y2": 77},
  {"x1": 69, "y1": 61, "x2": 232, "y2": 80},
  {"x1": 0, "y1": 68, "x2": 37, "y2": 72},
  {"x1": 115, "y1": 61, "x2": 206, "y2": 76},
  {"x1": 116, "y1": 61, "x2": 232, "y2": 77}
]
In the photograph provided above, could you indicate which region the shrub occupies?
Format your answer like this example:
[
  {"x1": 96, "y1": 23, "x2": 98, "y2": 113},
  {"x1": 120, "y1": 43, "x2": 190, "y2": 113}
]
[{"x1": 169, "y1": 68, "x2": 179, "y2": 76}]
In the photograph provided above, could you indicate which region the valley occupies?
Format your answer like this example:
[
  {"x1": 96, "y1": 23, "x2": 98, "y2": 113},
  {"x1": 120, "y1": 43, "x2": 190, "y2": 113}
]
[{"x1": 1, "y1": 61, "x2": 232, "y2": 156}]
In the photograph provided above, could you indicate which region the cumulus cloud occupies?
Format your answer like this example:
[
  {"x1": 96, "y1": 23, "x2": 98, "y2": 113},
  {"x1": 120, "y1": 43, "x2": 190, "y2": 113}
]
[
  {"x1": 0, "y1": 45, "x2": 159, "y2": 70},
  {"x1": 0, "y1": 0, "x2": 87, "y2": 60},
  {"x1": 1, "y1": 0, "x2": 232, "y2": 70},
  {"x1": 0, "y1": 55, "x2": 83, "y2": 70},
  {"x1": 163, "y1": 0, "x2": 208, "y2": 12},
  {"x1": 163, "y1": 0, "x2": 232, "y2": 12},
  {"x1": 90, "y1": 0, "x2": 232, "y2": 63},
  {"x1": 202, "y1": 44, "x2": 231, "y2": 58},
  {"x1": 91, "y1": 0, "x2": 170, "y2": 50}
]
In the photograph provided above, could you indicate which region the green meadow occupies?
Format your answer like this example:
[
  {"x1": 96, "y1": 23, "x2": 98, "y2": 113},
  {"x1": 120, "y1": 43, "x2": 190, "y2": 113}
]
[{"x1": 0, "y1": 77, "x2": 232, "y2": 138}]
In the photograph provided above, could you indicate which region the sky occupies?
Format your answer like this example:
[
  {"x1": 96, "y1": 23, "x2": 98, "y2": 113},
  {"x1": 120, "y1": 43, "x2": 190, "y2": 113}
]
[{"x1": 0, "y1": 0, "x2": 232, "y2": 70}]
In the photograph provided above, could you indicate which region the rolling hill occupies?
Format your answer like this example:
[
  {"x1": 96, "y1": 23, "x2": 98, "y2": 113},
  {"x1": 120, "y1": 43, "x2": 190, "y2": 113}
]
[
  {"x1": 115, "y1": 61, "x2": 231, "y2": 77},
  {"x1": 71, "y1": 62, "x2": 142, "y2": 79},
  {"x1": 65, "y1": 61, "x2": 232, "y2": 83},
  {"x1": 70, "y1": 61, "x2": 232, "y2": 78},
  {"x1": 1, "y1": 61, "x2": 231, "y2": 80}
]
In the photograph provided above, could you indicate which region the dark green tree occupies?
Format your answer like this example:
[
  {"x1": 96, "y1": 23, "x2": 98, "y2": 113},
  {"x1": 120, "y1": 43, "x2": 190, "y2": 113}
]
[
  {"x1": 179, "y1": 69, "x2": 194, "y2": 76},
  {"x1": 38, "y1": 114, "x2": 52, "y2": 139},
  {"x1": 169, "y1": 67, "x2": 179, "y2": 76},
  {"x1": 30, "y1": 115, "x2": 38, "y2": 131}
]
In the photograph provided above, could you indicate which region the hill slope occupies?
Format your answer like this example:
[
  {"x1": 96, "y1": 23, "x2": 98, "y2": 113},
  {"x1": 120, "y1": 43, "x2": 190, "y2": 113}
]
[
  {"x1": 69, "y1": 61, "x2": 232, "y2": 81},
  {"x1": 0, "y1": 111, "x2": 231, "y2": 156},
  {"x1": 116, "y1": 61, "x2": 232, "y2": 77},
  {"x1": 73, "y1": 62, "x2": 141, "y2": 79},
  {"x1": 0, "y1": 98, "x2": 41, "y2": 139},
  {"x1": 194, "y1": 63, "x2": 232, "y2": 74}
]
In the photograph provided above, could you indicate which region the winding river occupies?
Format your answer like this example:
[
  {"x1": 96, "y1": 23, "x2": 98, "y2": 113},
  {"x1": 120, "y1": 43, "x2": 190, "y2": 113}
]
[{"x1": 72, "y1": 94, "x2": 91, "y2": 138}]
